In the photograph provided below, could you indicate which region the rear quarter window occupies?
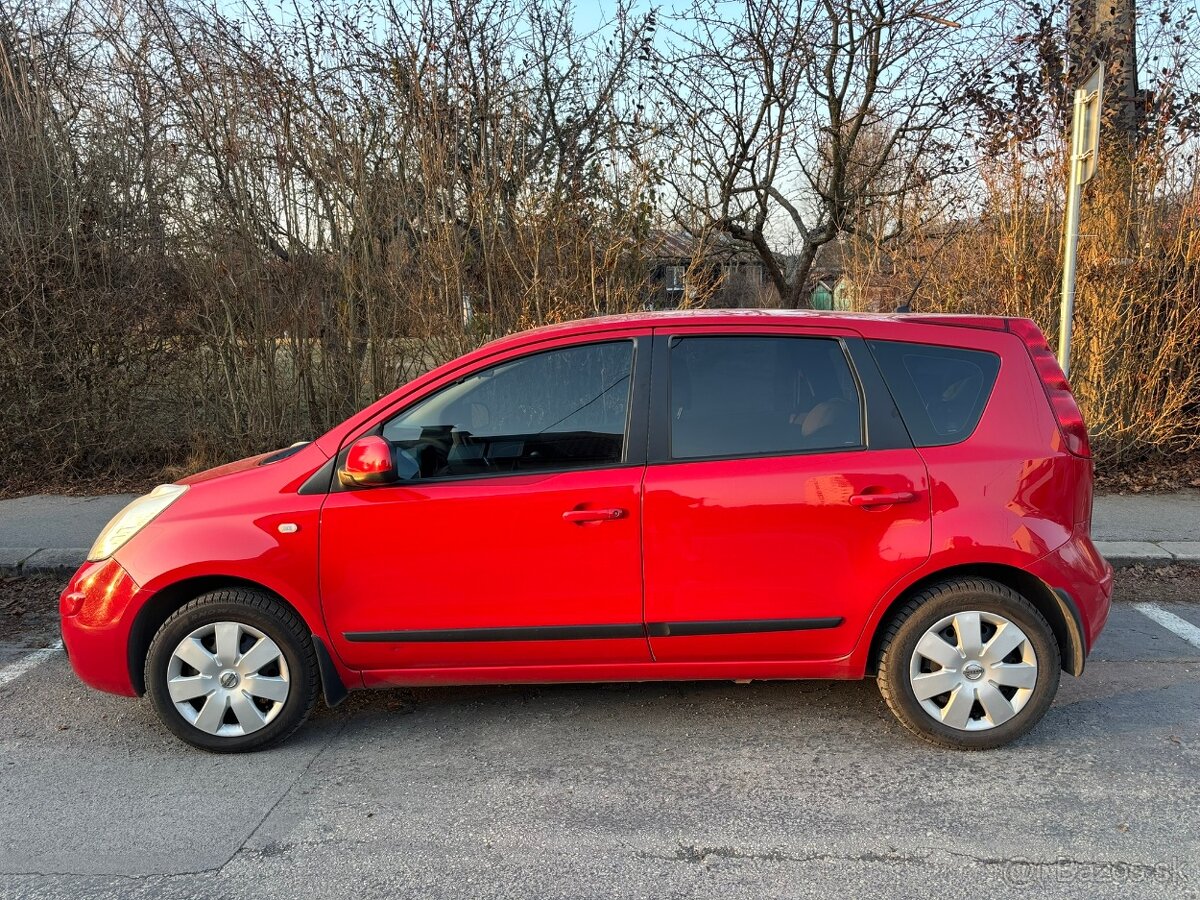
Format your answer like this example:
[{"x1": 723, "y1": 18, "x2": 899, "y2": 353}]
[{"x1": 869, "y1": 340, "x2": 1000, "y2": 447}]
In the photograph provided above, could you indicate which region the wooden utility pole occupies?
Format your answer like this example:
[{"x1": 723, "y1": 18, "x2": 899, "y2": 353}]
[
  {"x1": 1067, "y1": 0, "x2": 1140, "y2": 260},
  {"x1": 1068, "y1": 0, "x2": 1139, "y2": 150},
  {"x1": 1060, "y1": 1, "x2": 1139, "y2": 380}
]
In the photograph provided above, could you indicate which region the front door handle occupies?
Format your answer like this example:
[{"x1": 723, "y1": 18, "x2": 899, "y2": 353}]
[
  {"x1": 563, "y1": 508, "x2": 626, "y2": 524},
  {"x1": 849, "y1": 491, "x2": 917, "y2": 508}
]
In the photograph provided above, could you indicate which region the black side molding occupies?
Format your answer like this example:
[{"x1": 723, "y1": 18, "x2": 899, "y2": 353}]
[
  {"x1": 646, "y1": 617, "x2": 843, "y2": 637},
  {"x1": 345, "y1": 623, "x2": 647, "y2": 643},
  {"x1": 344, "y1": 618, "x2": 844, "y2": 643},
  {"x1": 312, "y1": 634, "x2": 349, "y2": 707}
]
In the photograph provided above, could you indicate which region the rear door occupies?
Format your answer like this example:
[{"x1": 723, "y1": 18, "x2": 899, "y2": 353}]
[{"x1": 641, "y1": 326, "x2": 932, "y2": 664}]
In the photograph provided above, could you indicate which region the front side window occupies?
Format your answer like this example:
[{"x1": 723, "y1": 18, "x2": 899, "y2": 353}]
[
  {"x1": 668, "y1": 336, "x2": 863, "y2": 460},
  {"x1": 381, "y1": 341, "x2": 634, "y2": 479}
]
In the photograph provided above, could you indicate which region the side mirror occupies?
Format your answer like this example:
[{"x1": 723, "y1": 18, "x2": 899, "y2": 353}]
[{"x1": 338, "y1": 436, "x2": 399, "y2": 487}]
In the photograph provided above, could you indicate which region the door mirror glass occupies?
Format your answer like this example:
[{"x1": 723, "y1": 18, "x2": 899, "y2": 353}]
[{"x1": 338, "y1": 436, "x2": 400, "y2": 487}]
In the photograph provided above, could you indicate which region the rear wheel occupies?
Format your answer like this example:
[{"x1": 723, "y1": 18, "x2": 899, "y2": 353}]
[
  {"x1": 877, "y1": 578, "x2": 1060, "y2": 750},
  {"x1": 145, "y1": 589, "x2": 319, "y2": 752}
]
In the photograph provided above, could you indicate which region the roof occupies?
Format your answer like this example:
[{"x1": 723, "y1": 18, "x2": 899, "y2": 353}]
[
  {"x1": 648, "y1": 229, "x2": 762, "y2": 263},
  {"x1": 479, "y1": 308, "x2": 1012, "y2": 352},
  {"x1": 808, "y1": 239, "x2": 896, "y2": 280},
  {"x1": 809, "y1": 240, "x2": 844, "y2": 273}
]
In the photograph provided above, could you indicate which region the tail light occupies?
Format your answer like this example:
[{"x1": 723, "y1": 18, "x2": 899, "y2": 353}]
[{"x1": 1008, "y1": 318, "x2": 1091, "y2": 457}]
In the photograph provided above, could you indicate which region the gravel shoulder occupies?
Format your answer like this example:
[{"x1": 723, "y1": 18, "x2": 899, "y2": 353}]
[{"x1": 0, "y1": 574, "x2": 63, "y2": 663}]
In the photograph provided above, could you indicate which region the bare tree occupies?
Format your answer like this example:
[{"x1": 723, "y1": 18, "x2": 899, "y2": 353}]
[
  {"x1": 0, "y1": 0, "x2": 659, "y2": 487},
  {"x1": 659, "y1": 0, "x2": 1001, "y2": 307}
]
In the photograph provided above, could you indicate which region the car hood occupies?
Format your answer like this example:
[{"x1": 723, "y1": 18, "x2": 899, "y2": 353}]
[{"x1": 176, "y1": 451, "x2": 277, "y2": 486}]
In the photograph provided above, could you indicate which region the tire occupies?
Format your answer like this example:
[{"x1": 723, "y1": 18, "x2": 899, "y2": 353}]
[
  {"x1": 876, "y1": 578, "x2": 1061, "y2": 750},
  {"x1": 145, "y1": 589, "x2": 319, "y2": 752}
]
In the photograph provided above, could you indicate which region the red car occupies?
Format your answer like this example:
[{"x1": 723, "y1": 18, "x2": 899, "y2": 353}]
[{"x1": 60, "y1": 310, "x2": 1112, "y2": 752}]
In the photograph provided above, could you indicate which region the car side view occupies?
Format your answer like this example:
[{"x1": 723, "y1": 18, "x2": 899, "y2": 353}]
[{"x1": 59, "y1": 310, "x2": 1112, "y2": 752}]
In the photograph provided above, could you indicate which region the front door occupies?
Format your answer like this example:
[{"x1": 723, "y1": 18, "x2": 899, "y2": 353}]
[
  {"x1": 320, "y1": 336, "x2": 652, "y2": 670},
  {"x1": 641, "y1": 330, "x2": 932, "y2": 663}
]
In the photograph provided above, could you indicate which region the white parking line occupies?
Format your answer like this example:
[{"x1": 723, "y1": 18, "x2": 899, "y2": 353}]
[
  {"x1": 0, "y1": 641, "x2": 63, "y2": 688},
  {"x1": 1133, "y1": 603, "x2": 1200, "y2": 651}
]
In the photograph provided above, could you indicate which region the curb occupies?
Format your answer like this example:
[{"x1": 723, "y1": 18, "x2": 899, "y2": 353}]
[
  {"x1": 1095, "y1": 541, "x2": 1200, "y2": 569},
  {"x1": 0, "y1": 548, "x2": 88, "y2": 576}
]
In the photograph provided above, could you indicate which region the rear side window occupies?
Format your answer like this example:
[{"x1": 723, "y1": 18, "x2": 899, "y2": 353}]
[
  {"x1": 869, "y1": 340, "x2": 1000, "y2": 447},
  {"x1": 668, "y1": 336, "x2": 863, "y2": 459}
]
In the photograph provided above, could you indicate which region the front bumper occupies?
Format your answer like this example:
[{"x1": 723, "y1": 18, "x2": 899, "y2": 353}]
[{"x1": 59, "y1": 558, "x2": 142, "y2": 696}]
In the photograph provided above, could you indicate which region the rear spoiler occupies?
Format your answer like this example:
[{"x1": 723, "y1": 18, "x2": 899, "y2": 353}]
[{"x1": 896, "y1": 314, "x2": 1009, "y2": 331}]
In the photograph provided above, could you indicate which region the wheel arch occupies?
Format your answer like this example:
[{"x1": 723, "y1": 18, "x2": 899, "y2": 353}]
[
  {"x1": 126, "y1": 575, "x2": 347, "y2": 699},
  {"x1": 864, "y1": 563, "x2": 1086, "y2": 678}
]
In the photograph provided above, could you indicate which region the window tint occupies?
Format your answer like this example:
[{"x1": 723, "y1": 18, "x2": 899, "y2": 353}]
[
  {"x1": 382, "y1": 341, "x2": 633, "y2": 478},
  {"x1": 668, "y1": 336, "x2": 862, "y2": 459},
  {"x1": 869, "y1": 340, "x2": 1000, "y2": 447}
]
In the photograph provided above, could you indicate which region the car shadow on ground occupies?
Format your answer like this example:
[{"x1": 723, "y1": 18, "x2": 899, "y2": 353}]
[{"x1": 29, "y1": 663, "x2": 1178, "y2": 756}]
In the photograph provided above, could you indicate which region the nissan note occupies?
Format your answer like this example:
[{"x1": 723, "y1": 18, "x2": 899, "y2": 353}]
[{"x1": 60, "y1": 310, "x2": 1113, "y2": 751}]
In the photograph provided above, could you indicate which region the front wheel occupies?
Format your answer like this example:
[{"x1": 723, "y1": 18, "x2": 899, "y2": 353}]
[
  {"x1": 876, "y1": 578, "x2": 1061, "y2": 750},
  {"x1": 145, "y1": 589, "x2": 319, "y2": 752}
]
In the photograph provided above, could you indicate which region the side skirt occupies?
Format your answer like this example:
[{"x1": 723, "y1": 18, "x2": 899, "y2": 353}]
[{"x1": 357, "y1": 656, "x2": 863, "y2": 689}]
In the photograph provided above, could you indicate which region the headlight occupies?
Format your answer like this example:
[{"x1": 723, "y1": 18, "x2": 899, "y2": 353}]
[{"x1": 88, "y1": 484, "x2": 189, "y2": 562}]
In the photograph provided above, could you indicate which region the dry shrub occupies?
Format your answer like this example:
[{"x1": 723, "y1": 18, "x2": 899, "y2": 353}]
[
  {"x1": 889, "y1": 149, "x2": 1200, "y2": 465},
  {"x1": 833, "y1": 0, "x2": 1200, "y2": 467},
  {"x1": 0, "y1": 0, "x2": 658, "y2": 487}
]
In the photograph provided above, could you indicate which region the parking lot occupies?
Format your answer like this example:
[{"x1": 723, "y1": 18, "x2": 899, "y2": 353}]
[{"x1": 1, "y1": 569, "x2": 1198, "y2": 899}]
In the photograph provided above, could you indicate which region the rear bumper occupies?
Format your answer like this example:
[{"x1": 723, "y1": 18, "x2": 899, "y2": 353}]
[
  {"x1": 1026, "y1": 528, "x2": 1113, "y2": 657},
  {"x1": 59, "y1": 559, "x2": 142, "y2": 696}
]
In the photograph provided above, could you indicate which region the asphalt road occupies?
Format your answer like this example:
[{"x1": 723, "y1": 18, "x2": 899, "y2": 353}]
[
  {"x1": 0, "y1": 574, "x2": 1198, "y2": 899},
  {"x1": 0, "y1": 494, "x2": 136, "y2": 551}
]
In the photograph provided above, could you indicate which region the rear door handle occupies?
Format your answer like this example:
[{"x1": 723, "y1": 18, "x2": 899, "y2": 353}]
[
  {"x1": 563, "y1": 508, "x2": 626, "y2": 524},
  {"x1": 849, "y1": 491, "x2": 918, "y2": 508}
]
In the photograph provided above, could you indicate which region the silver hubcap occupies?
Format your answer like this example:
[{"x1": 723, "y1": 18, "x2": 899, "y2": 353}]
[
  {"x1": 166, "y1": 621, "x2": 290, "y2": 737},
  {"x1": 908, "y1": 611, "x2": 1038, "y2": 732}
]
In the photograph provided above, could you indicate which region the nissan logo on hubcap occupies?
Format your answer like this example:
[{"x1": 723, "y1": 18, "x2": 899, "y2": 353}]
[
  {"x1": 963, "y1": 662, "x2": 984, "y2": 681},
  {"x1": 219, "y1": 671, "x2": 240, "y2": 689}
]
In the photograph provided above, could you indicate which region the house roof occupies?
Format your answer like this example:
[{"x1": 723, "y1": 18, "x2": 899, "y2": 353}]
[
  {"x1": 809, "y1": 240, "x2": 844, "y2": 274},
  {"x1": 649, "y1": 229, "x2": 762, "y2": 263}
]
